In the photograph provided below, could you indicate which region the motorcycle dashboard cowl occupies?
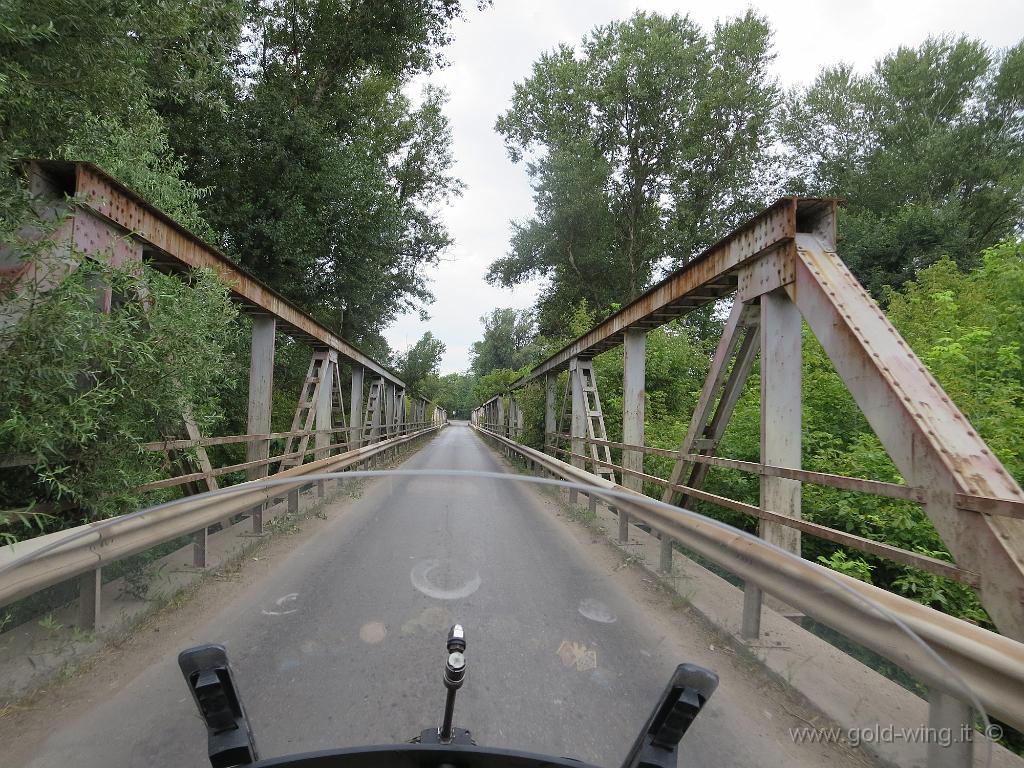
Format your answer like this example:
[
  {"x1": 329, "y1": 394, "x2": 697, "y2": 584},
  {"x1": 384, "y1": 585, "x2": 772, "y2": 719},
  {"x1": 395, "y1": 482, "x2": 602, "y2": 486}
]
[{"x1": 251, "y1": 744, "x2": 599, "y2": 768}]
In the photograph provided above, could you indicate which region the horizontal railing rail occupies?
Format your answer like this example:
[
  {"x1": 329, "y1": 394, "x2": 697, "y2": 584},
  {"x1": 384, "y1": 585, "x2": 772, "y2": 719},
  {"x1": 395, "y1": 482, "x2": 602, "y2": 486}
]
[
  {"x1": 542, "y1": 432, "x2": 1024, "y2": 519},
  {"x1": 0, "y1": 422, "x2": 437, "y2": 495},
  {"x1": 531, "y1": 429, "x2": 978, "y2": 585},
  {"x1": 547, "y1": 444, "x2": 975, "y2": 585},
  {"x1": 139, "y1": 423, "x2": 435, "y2": 453},
  {"x1": 133, "y1": 421, "x2": 436, "y2": 492},
  {"x1": 0, "y1": 425, "x2": 441, "y2": 608},
  {"x1": 471, "y1": 423, "x2": 1024, "y2": 733}
]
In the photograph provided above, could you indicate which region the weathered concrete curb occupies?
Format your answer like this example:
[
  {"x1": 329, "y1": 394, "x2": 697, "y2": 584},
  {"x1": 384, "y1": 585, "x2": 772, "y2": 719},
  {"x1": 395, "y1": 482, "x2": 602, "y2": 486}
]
[{"x1": 593, "y1": 502, "x2": 1019, "y2": 768}]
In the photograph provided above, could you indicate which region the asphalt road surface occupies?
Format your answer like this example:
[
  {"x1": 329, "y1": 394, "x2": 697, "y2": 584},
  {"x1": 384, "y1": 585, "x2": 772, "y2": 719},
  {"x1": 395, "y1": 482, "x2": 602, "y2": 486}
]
[{"x1": 11, "y1": 424, "x2": 856, "y2": 768}]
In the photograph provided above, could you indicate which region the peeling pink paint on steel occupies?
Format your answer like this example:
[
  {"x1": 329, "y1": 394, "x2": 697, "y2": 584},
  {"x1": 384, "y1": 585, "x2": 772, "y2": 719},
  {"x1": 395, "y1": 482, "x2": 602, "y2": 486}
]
[{"x1": 68, "y1": 162, "x2": 404, "y2": 387}]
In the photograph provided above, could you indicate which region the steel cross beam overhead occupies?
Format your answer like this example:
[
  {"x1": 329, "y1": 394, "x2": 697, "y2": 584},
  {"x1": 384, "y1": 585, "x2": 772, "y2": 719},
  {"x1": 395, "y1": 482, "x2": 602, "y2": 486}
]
[
  {"x1": 20, "y1": 160, "x2": 405, "y2": 387},
  {"x1": 518, "y1": 197, "x2": 834, "y2": 384}
]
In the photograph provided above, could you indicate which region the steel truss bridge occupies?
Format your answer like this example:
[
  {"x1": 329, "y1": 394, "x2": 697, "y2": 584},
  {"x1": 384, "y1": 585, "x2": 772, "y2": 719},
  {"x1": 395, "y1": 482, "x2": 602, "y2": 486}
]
[
  {"x1": 0, "y1": 166, "x2": 1022, "y2": 768},
  {"x1": 473, "y1": 197, "x2": 1024, "y2": 766}
]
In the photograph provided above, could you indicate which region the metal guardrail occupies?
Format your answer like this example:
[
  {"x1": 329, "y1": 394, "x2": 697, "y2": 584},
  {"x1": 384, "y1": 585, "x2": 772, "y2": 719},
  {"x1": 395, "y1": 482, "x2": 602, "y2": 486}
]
[
  {"x1": 135, "y1": 421, "x2": 437, "y2": 492},
  {"x1": 471, "y1": 424, "x2": 1024, "y2": 733},
  {"x1": 0, "y1": 425, "x2": 441, "y2": 609},
  {"x1": 540, "y1": 433, "x2": 979, "y2": 586}
]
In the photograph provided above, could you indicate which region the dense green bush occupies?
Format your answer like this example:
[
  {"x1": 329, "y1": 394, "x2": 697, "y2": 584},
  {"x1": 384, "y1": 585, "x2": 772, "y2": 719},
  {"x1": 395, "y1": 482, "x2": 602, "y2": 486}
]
[{"x1": 0, "y1": 255, "x2": 245, "y2": 542}]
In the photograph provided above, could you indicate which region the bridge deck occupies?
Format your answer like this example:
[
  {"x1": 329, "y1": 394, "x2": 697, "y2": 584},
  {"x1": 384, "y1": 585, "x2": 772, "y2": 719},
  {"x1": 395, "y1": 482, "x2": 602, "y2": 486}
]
[{"x1": 1, "y1": 426, "x2": 854, "y2": 768}]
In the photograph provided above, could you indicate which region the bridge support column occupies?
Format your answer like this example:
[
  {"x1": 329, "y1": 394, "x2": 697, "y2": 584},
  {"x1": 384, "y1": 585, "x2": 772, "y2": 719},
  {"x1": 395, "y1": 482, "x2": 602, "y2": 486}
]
[
  {"x1": 507, "y1": 393, "x2": 522, "y2": 442},
  {"x1": 544, "y1": 374, "x2": 557, "y2": 454},
  {"x1": 77, "y1": 567, "x2": 101, "y2": 631},
  {"x1": 384, "y1": 383, "x2": 396, "y2": 440},
  {"x1": 349, "y1": 366, "x2": 365, "y2": 450},
  {"x1": 315, "y1": 353, "x2": 337, "y2": 460},
  {"x1": 760, "y1": 289, "x2": 801, "y2": 556},
  {"x1": 246, "y1": 314, "x2": 276, "y2": 535},
  {"x1": 569, "y1": 358, "x2": 586, "y2": 506},
  {"x1": 396, "y1": 389, "x2": 406, "y2": 436},
  {"x1": 366, "y1": 377, "x2": 384, "y2": 444},
  {"x1": 622, "y1": 329, "x2": 645, "y2": 543},
  {"x1": 496, "y1": 393, "x2": 506, "y2": 437},
  {"x1": 927, "y1": 690, "x2": 973, "y2": 768}
]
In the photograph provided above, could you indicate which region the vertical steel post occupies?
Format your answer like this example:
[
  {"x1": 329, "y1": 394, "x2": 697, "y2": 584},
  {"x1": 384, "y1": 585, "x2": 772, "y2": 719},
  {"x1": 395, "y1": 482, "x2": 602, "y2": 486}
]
[
  {"x1": 370, "y1": 378, "x2": 384, "y2": 443},
  {"x1": 545, "y1": 374, "x2": 557, "y2": 453},
  {"x1": 384, "y1": 383, "x2": 395, "y2": 440},
  {"x1": 288, "y1": 486, "x2": 299, "y2": 515},
  {"x1": 315, "y1": 356, "x2": 335, "y2": 460},
  {"x1": 497, "y1": 394, "x2": 506, "y2": 437},
  {"x1": 760, "y1": 289, "x2": 802, "y2": 555},
  {"x1": 570, "y1": 358, "x2": 586, "y2": 505},
  {"x1": 622, "y1": 329, "x2": 645, "y2": 543},
  {"x1": 396, "y1": 389, "x2": 406, "y2": 435},
  {"x1": 78, "y1": 568, "x2": 101, "y2": 630},
  {"x1": 741, "y1": 582, "x2": 763, "y2": 640},
  {"x1": 349, "y1": 366, "x2": 365, "y2": 449},
  {"x1": 246, "y1": 315, "x2": 276, "y2": 535},
  {"x1": 193, "y1": 528, "x2": 208, "y2": 569},
  {"x1": 927, "y1": 690, "x2": 973, "y2": 768}
]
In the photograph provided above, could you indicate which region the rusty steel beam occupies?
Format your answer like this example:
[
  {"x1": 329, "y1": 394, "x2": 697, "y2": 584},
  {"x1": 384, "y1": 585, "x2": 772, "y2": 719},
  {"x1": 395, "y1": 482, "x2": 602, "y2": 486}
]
[
  {"x1": 32, "y1": 161, "x2": 403, "y2": 387},
  {"x1": 518, "y1": 197, "x2": 837, "y2": 385},
  {"x1": 790, "y1": 232, "x2": 1024, "y2": 640}
]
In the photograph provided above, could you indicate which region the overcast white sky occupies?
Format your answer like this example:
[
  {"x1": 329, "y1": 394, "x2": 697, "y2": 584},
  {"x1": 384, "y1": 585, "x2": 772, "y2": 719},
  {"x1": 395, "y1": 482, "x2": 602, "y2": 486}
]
[{"x1": 384, "y1": 0, "x2": 1024, "y2": 374}]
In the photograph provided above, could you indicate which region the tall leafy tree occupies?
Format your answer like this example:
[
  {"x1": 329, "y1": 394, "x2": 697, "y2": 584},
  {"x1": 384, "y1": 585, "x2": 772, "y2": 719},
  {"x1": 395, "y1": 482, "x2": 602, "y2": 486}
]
[
  {"x1": 492, "y1": 11, "x2": 778, "y2": 334},
  {"x1": 779, "y1": 36, "x2": 1024, "y2": 296},
  {"x1": 469, "y1": 308, "x2": 540, "y2": 376},
  {"x1": 0, "y1": 0, "x2": 241, "y2": 229},
  {"x1": 166, "y1": 0, "x2": 474, "y2": 357},
  {"x1": 434, "y1": 372, "x2": 477, "y2": 418},
  {"x1": 395, "y1": 331, "x2": 446, "y2": 393}
]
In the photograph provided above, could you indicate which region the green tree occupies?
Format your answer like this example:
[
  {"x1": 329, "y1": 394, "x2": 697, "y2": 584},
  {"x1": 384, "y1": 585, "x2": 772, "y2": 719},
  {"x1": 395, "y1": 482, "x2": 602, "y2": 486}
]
[
  {"x1": 779, "y1": 36, "x2": 1024, "y2": 296},
  {"x1": 474, "y1": 367, "x2": 531, "y2": 405},
  {"x1": 166, "y1": 1, "x2": 475, "y2": 356},
  {"x1": 492, "y1": 10, "x2": 778, "y2": 333},
  {"x1": 469, "y1": 308, "x2": 541, "y2": 376},
  {"x1": 0, "y1": 259, "x2": 245, "y2": 540},
  {"x1": 395, "y1": 331, "x2": 446, "y2": 393},
  {"x1": 0, "y1": 0, "x2": 241, "y2": 230},
  {"x1": 434, "y1": 372, "x2": 478, "y2": 419}
]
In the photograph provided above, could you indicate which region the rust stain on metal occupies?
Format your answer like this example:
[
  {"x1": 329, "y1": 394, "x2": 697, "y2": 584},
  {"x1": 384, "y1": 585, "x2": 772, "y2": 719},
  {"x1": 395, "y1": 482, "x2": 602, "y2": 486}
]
[
  {"x1": 29, "y1": 161, "x2": 403, "y2": 386},
  {"x1": 790, "y1": 232, "x2": 1024, "y2": 639},
  {"x1": 519, "y1": 198, "x2": 838, "y2": 384}
]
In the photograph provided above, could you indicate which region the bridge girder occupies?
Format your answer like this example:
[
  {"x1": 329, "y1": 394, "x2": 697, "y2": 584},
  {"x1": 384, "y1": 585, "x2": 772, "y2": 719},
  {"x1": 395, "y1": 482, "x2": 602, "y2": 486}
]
[{"x1": 505, "y1": 196, "x2": 1024, "y2": 641}]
